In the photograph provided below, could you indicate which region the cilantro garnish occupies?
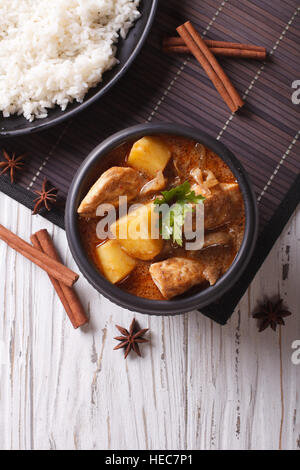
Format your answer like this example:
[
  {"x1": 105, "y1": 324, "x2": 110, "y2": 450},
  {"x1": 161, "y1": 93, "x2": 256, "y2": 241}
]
[{"x1": 154, "y1": 182, "x2": 205, "y2": 246}]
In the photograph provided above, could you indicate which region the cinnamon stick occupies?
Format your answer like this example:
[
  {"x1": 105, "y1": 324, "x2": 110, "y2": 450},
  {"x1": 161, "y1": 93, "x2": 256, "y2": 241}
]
[
  {"x1": 176, "y1": 22, "x2": 244, "y2": 112},
  {"x1": 31, "y1": 230, "x2": 88, "y2": 329},
  {"x1": 0, "y1": 223, "x2": 78, "y2": 287},
  {"x1": 163, "y1": 44, "x2": 266, "y2": 60},
  {"x1": 163, "y1": 36, "x2": 266, "y2": 53}
]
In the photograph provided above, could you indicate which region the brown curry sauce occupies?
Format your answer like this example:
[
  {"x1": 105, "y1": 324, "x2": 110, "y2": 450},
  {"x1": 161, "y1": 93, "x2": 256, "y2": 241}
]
[{"x1": 78, "y1": 135, "x2": 245, "y2": 300}]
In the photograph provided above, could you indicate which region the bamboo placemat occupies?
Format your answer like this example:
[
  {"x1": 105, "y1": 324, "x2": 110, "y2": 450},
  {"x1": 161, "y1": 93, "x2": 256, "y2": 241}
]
[{"x1": 1, "y1": 0, "x2": 299, "y2": 324}]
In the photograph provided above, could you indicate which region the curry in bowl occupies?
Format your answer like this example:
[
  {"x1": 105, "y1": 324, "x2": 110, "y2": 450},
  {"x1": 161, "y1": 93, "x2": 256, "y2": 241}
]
[{"x1": 78, "y1": 135, "x2": 245, "y2": 301}]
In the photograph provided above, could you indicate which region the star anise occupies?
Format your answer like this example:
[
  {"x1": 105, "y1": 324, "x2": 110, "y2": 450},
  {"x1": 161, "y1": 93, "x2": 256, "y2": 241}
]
[
  {"x1": 114, "y1": 318, "x2": 149, "y2": 359},
  {"x1": 0, "y1": 150, "x2": 25, "y2": 183},
  {"x1": 33, "y1": 178, "x2": 58, "y2": 215},
  {"x1": 253, "y1": 298, "x2": 291, "y2": 332}
]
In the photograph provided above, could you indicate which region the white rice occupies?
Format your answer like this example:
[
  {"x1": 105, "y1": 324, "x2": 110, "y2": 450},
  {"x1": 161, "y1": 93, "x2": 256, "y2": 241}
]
[{"x1": 0, "y1": 0, "x2": 140, "y2": 121}]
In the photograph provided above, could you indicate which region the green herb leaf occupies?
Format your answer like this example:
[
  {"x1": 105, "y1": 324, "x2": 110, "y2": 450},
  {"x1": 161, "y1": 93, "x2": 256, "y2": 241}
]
[{"x1": 154, "y1": 182, "x2": 205, "y2": 246}]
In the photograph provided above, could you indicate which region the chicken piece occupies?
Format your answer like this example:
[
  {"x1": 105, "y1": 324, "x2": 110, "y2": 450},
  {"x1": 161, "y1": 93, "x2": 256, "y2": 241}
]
[
  {"x1": 149, "y1": 257, "x2": 206, "y2": 299},
  {"x1": 203, "y1": 183, "x2": 244, "y2": 230},
  {"x1": 77, "y1": 167, "x2": 144, "y2": 216},
  {"x1": 150, "y1": 238, "x2": 234, "y2": 296},
  {"x1": 140, "y1": 170, "x2": 166, "y2": 196},
  {"x1": 202, "y1": 231, "x2": 231, "y2": 249}
]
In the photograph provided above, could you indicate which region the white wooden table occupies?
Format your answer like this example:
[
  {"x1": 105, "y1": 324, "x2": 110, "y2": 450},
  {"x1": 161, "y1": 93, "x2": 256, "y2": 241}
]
[{"x1": 0, "y1": 193, "x2": 299, "y2": 450}]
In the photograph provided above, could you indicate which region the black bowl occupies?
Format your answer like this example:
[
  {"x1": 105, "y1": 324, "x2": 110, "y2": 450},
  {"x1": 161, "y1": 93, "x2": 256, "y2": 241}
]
[
  {"x1": 0, "y1": 0, "x2": 158, "y2": 138},
  {"x1": 65, "y1": 123, "x2": 258, "y2": 316}
]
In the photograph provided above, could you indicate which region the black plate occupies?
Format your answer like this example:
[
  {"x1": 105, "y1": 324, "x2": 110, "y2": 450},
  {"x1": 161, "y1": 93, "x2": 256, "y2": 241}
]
[
  {"x1": 0, "y1": 0, "x2": 158, "y2": 138},
  {"x1": 66, "y1": 123, "x2": 258, "y2": 317}
]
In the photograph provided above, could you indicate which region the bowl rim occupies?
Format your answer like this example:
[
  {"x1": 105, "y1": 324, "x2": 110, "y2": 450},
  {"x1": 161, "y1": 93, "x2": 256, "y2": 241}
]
[
  {"x1": 0, "y1": 0, "x2": 159, "y2": 138},
  {"x1": 65, "y1": 123, "x2": 258, "y2": 315}
]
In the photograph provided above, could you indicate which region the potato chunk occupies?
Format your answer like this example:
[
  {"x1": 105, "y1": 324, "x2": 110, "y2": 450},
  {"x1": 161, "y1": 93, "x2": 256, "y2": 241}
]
[
  {"x1": 95, "y1": 240, "x2": 137, "y2": 284},
  {"x1": 128, "y1": 137, "x2": 171, "y2": 177},
  {"x1": 110, "y1": 203, "x2": 163, "y2": 261}
]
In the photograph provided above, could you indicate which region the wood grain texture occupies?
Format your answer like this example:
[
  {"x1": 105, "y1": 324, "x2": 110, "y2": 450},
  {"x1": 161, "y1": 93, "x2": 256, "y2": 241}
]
[{"x1": 0, "y1": 193, "x2": 299, "y2": 450}]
